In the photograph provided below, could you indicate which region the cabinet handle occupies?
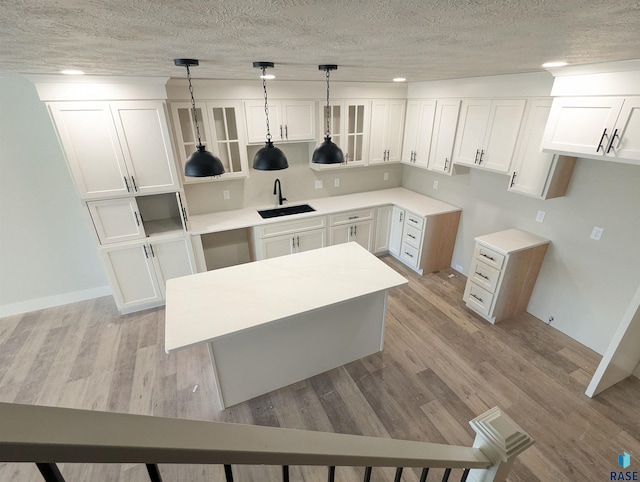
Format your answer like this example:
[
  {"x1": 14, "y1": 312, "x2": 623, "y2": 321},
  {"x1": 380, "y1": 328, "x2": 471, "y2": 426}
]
[
  {"x1": 404, "y1": 251, "x2": 414, "y2": 258},
  {"x1": 182, "y1": 207, "x2": 188, "y2": 223},
  {"x1": 143, "y1": 245, "x2": 149, "y2": 259},
  {"x1": 606, "y1": 128, "x2": 619, "y2": 153},
  {"x1": 344, "y1": 152, "x2": 349, "y2": 163},
  {"x1": 297, "y1": 235, "x2": 300, "y2": 247},
  {"x1": 131, "y1": 176, "x2": 138, "y2": 192},
  {"x1": 480, "y1": 252, "x2": 495, "y2": 262},
  {"x1": 291, "y1": 237, "x2": 295, "y2": 250},
  {"x1": 350, "y1": 226, "x2": 353, "y2": 237},
  {"x1": 348, "y1": 215, "x2": 359, "y2": 220},
  {"x1": 285, "y1": 125, "x2": 288, "y2": 139},
  {"x1": 479, "y1": 150, "x2": 484, "y2": 164},
  {"x1": 134, "y1": 211, "x2": 140, "y2": 226},
  {"x1": 475, "y1": 271, "x2": 489, "y2": 280},
  {"x1": 474, "y1": 149, "x2": 480, "y2": 164},
  {"x1": 444, "y1": 158, "x2": 448, "y2": 170},
  {"x1": 399, "y1": 212, "x2": 403, "y2": 222},
  {"x1": 510, "y1": 171, "x2": 517, "y2": 187},
  {"x1": 596, "y1": 128, "x2": 608, "y2": 153},
  {"x1": 354, "y1": 225, "x2": 357, "y2": 236},
  {"x1": 408, "y1": 233, "x2": 416, "y2": 239},
  {"x1": 123, "y1": 177, "x2": 131, "y2": 192},
  {"x1": 470, "y1": 293, "x2": 484, "y2": 303},
  {"x1": 280, "y1": 125, "x2": 283, "y2": 139},
  {"x1": 149, "y1": 243, "x2": 155, "y2": 257},
  {"x1": 409, "y1": 218, "x2": 418, "y2": 224}
]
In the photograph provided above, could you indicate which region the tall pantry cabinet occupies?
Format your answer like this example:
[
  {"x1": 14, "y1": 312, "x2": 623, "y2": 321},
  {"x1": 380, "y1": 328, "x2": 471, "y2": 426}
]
[{"x1": 33, "y1": 77, "x2": 195, "y2": 313}]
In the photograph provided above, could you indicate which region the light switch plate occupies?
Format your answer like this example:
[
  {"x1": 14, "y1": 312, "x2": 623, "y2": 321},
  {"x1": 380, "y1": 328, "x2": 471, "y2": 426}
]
[
  {"x1": 590, "y1": 226, "x2": 604, "y2": 240},
  {"x1": 315, "y1": 180, "x2": 323, "y2": 189},
  {"x1": 536, "y1": 210, "x2": 545, "y2": 223}
]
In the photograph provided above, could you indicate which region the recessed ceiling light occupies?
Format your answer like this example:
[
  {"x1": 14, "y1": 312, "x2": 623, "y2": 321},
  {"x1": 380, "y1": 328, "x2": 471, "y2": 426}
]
[
  {"x1": 260, "y1": 74, "x2": 275, "y2": 80},
  {"x1": 541, "y1": 61, "x2": 568, "y2": 68},
  {"x1": 393, "y1": 77, "x2": 407, "y2": 82},
  {"x1": 60, "y1": 69, "x2": 85, "y2": 75}
]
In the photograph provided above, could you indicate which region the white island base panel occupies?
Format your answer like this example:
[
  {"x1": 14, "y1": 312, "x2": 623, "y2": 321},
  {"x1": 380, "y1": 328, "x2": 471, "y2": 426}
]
[{"x1": 165, "y1": 242, "x2": 408, "y2": 409}]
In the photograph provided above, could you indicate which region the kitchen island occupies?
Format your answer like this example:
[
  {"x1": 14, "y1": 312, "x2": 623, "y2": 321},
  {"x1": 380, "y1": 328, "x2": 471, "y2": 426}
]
[{"x1": 165, "y1": 242, "x2": 408, "y2": 409}]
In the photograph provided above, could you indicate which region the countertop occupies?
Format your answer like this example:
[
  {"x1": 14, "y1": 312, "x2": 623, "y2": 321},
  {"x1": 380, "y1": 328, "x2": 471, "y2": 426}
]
[
  {"x1": 188, "y1": 187, "x2": 461, "y2": 235},
  {"x1": 475, "y1": 228, "x2": 550, "y2": 255},
  {"x1": 164, "y1": 243, "x2": 408, "y2": 353}
]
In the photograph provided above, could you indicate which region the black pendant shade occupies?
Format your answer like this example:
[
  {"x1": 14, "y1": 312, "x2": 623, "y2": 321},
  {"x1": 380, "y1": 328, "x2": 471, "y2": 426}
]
[
  {"x1": 185, "y1": 144, "x2": 225, "y2": 177},
  {"x1": 253, "y1": 140, "x2": 289, "y2": 170},
  {"x1": 312, "y1": 136, "x2": 345, "y2": 164},
  {"x1": 313, "y1": 64, "x2": 344, "y2": 165},
  {"x1": 174, "y1": 58, "x2": 225, "y2": 177}
]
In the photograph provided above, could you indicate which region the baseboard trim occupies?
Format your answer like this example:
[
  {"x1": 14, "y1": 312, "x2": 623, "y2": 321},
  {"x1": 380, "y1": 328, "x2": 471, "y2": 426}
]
[{"x1": 0, "y1": 286, "x2": 112, "y2": 318}]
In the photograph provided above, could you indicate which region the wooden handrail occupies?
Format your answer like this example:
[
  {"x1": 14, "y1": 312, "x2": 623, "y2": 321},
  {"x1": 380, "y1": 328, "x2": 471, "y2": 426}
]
[{"x1": 0, "y1": 402, "x2": 489, "y2": 469}]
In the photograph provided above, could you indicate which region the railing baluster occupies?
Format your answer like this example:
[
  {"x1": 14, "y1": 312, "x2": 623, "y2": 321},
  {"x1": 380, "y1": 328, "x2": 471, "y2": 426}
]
[
  {"x1": 460, "y1": 468, "x2": 470, "y2": 482},
  {"x1": 419, "y1": 468, "x2": 429, "y2": 482},
  {"x1": 282, "y1": 465, "x2": 290, "y2": 482},
  {"x1": 441, "y1": 467, "x2": 451, "y2": 482},
  {"x1": 36, "y1": 463, "x2": 66, "y2": 482},
  {"x1": 364, "y1": 466, "x2": 372, "y2": 482},
  {"x1": 394, "y1": 467, "x2": 403, "y2": 482},
  {"x1": 145, "y1": 463, "x2": 162, "y2": 482},
  {"x1": 224, "y1": 464, "x2": 234, "y2": 482},
  {"x1": 328, "y1": 465, "x2": 336, "y2": 482}
]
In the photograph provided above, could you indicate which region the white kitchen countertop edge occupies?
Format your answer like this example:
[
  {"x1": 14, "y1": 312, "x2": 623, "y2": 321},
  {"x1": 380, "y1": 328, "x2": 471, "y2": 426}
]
[{"x1": 475, "y1": 228, "x2": 551, "y2": 255}]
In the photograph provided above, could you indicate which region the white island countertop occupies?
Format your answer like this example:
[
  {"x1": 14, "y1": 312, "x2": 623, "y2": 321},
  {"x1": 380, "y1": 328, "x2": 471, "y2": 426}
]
[
  {"x1": 188, "y1": 187, "x2": 461, "y2": 235},
  {"x1": 165, "y1": 242, "x2": 408, "y2": 353}
]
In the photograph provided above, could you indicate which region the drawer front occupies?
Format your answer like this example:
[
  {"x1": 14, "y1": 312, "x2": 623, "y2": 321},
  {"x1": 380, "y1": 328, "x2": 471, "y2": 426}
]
[
  {"x1": 258, "y1": 215, "x2": 326, "y2": 238},
  {"x1": 474, "y1": 244, "x2": 505, "y2": 270},
  {"x1": 330, "y1": 208, "x2": 375, "y2": 226},
  {"x1": 463, "y1": 281, "x2": 494, "y2": 316},
  {"x1": 469, "y1": 259, "x2": 501, "y2": 293},
  {"x1": 404, "y1": 211, "x2": 424, "y2": 230},
  {"x1": 400, "y1": 242, "x2": 420, "y2": 269},
  {"x1": 403, "y1": 224, "x2": 422, "y2": 248}
]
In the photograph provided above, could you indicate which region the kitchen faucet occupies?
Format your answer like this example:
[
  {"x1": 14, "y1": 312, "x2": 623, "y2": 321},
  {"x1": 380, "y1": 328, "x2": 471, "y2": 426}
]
[{"x1": 273, "y1": 178, "x2": 286, "y2": 206}]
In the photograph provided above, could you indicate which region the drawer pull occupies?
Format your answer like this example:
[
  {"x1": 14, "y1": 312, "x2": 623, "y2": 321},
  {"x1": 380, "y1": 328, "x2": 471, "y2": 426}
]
[
  {"x1": 348, "y1": 215, "x2": 359, "y2": 220},
  {"x1": 470, "y1": 293, "x2": 483, "y2": 303},
  {"x1": 408, "y1": 234, "x2": 416, "y2": 239},
  {"x1": 480, "y1": 253, "x2": 496, "y2": 262},
  {"x1": 409, "y1": 218, "x2": 419, "y2": 224},
  {"x1": 404, "y1": 251, "x2": 414, "y2": 258},
  {"x1": 475, "y1": 271, "x2": 489, "y2": 280}
]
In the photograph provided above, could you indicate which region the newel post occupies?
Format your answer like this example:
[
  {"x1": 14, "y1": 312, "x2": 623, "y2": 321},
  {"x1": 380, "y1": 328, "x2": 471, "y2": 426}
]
[{"x1": 467, "y1": 407, "x2": 534, "y2": 482}]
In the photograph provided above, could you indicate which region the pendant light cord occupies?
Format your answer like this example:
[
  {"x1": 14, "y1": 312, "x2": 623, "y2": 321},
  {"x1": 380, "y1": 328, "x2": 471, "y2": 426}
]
[
  {"x1": 325, "y1": 68, "x2": 331, "y2": 138},
  {"x1": 186, "y1": 65, "x2": 203, "y2": 147},
  {"x1": 262, "y1": 66, "x2": 272, "y2": 141}
]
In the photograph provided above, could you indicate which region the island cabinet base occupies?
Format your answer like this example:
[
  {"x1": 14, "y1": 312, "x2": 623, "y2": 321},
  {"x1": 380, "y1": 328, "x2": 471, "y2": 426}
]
[{"x1": 208, "y1": 291, "x2": 386, "y2": 409}]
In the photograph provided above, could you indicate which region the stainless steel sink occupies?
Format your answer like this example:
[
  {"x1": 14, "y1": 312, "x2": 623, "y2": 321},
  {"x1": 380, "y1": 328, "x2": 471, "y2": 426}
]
[{"x1": 258, "y1": 204, "x2": 316, "y2": 219}]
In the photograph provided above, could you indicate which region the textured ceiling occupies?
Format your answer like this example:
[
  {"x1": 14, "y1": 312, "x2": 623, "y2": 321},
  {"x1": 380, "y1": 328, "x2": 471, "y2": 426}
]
[{"x1": 1, "y1": 0, "x2": 640, "y2": 82}]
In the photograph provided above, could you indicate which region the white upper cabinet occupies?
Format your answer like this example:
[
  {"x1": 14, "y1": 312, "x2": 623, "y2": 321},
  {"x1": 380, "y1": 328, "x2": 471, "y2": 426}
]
[
  {"x1": 508, "y1": 99, "x2": 576, "y2": 199},
  {"x1": 453, "y1": 99, "x2": 527, "y2": 173},
  {"x1": 542, "y1": 96, "x2": 640, "y2": 164},
  {"x1": 170, "y1": 101, "x2": 249, "y2": 182},
  {"x1": 49, "y1": 101, "x2": 179, "y2": 199},
  {"x1": 401, "y1": 100, "x2": 436, "y2": 168},
  {"x1": 244, "y1": 99, "x2": 315, "y2": 144},
  {"x1": 368, "y1": 99, "x2": 406, "y2": 164},
  {"x1": 427, "y1": 99, "x2": 462, "y2": 174}
]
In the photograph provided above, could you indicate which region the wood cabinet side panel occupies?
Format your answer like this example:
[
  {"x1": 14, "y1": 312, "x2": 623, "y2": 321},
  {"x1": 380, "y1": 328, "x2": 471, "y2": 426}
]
[
  {"x1": 544, "y1": 155, "x2": 577, "y2": 199},
  {"x1": 420, "y1": 210, "x2": 461, "y2": 274}
]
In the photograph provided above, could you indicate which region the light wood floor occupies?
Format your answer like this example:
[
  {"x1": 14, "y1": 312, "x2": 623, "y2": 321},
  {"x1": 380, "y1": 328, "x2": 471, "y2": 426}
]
[{"x1": 1, "y1": 256, "x2": 638, "y2": 482}]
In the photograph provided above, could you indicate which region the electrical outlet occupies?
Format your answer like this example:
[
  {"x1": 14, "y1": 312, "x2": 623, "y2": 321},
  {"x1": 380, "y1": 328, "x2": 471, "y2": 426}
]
[
  {"x1": 383, "y1": 172, "x2": 389, "y2": 181},
  {"x1": 547, "y1": 316, "x2": 554, "y2": 325},
  {"x1": 223, "y1": 190, "x2": 230, "y2": 200},
  {"x1": 315, "y1": 180, "x2": 323, "y2": 189},
  {"x1": 536, "y1": 210, "x2": 545, "y2": 223},
  {"x1": 590, "y1": 226, "x2": 604, "y2": 240},
  {"x1": 334, "y1": 178, "x2": 340, "y2": 187},
  {"x1": 433, "y1": 180, "x2": 439, "y2": 189}
]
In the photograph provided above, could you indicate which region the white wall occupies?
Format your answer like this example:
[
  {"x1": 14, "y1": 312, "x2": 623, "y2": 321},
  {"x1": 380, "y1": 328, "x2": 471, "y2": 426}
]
[
  {"x1": 403, "y1": 72, "x2": 640, "y2": 354},
  {"x1": 0, "y1": 74, "x2": 109, "y2": 317}
]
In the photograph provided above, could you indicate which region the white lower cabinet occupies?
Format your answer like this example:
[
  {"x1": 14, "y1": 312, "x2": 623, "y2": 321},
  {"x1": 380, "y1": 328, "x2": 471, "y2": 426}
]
[
  {"x1": 100, "y1": 234, "x2": 195, "y2": 312},
  {"x1": 388, "y1": 206, "x2": 405, "y2": 258},
  {"x1": 329, "y1": 208, "x2": 375, "y2": 252},
  {"x1": 253, "y1": 216, "x2": 327, "y2": 260},
  {"x1": 463, "y1": 229, "x2": 550, "y2": 324},
  {"x1": 373, "y1": 206, "x2": 393, "y2": 254}
]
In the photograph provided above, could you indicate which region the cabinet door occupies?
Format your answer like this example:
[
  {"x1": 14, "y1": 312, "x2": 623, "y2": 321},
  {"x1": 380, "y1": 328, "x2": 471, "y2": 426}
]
[
  {"x1": 385, "y1": 100, "x2": 406, "y2": 163},
  {"x1": 374, "y1": 205, "x2": 392, "y2": 254},
  {"x1": 369, "y1": 100, "x2": 406, "y2": 164},
  {"x1": 389, "y1": 206, "x2": 404, "y2": 257},
  {"x1": 351, "y1": 220, "x2": 374, "y2": 252},
  {"x1": 170, "y1": 101, "x2": 211, "y2": 180},
  {"x1": 110, "y1": 101, "x2": 180, "y2": 195},
  {"x1": 412, "y1": 101, "x2": 437, "y2": 167},
  {"x1": 49, "y1": 102, "x2": 130, "y2": 199},
  {"x1": 206, "y1": 102, "x2": 250, "y2": 177},
  {"x1": 281, "y1": 100, "x2": 315, "y2": 141},
  {"x1": 344, "y1": 100, "x2": 369, "y2": 165},
  {"x1": 261, "y1": 235, "x2": 294, "y2": 259},
  {"x1": 329, "y1": 225, "x2": 351, "y2": 246},
  {"x1": 149, "y1": 236, "x2": 195, "y2": 297},
  {"x1": 101, "y1": 243, "x2": 163, "y2": 310},
  {"x1": 296, "y1": 229, "x2": 326, "y2": 253},
  {"x1": 541, "y1": 97, "x2": 624, "y2": 157},
  {"x1": 87, "y1": 198, "x2": 145, "y2": 245},
  {"x1": 320, "y1": 103, "x2": 344, "y2": 149},
  {"x1": 609, "y1": 97, "x2": 640, "y2": 162},
  {"x1": 508, "y1": 100, "x2": 555, "y2": 198},
  {"x1": 481, "y1": 99, "x2": 526, "y2": 173},
  {"x1": 401, "y1": 101, "x2": 422, "y2": 164},
  {"x1": 244, "y1": 100, "x2": 282, "y2": 144},
  {"x1": 452, "y1": 99, "x2": 491, "y2": 166},
  {"x1": 428, "y1": 99, "x2": 461, "y2": 173}
]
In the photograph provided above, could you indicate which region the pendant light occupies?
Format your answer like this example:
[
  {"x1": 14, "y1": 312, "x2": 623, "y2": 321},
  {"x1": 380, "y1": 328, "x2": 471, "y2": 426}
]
[
  {"x1": 174, "y1": 58, "x2": 225, "y2": 177},
  {"x1": 252, "y1": 61, "x2": 288, "y2": 170},
  {"x1": 312, "y1": 64, "x2": 344, "y2": 165}
]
